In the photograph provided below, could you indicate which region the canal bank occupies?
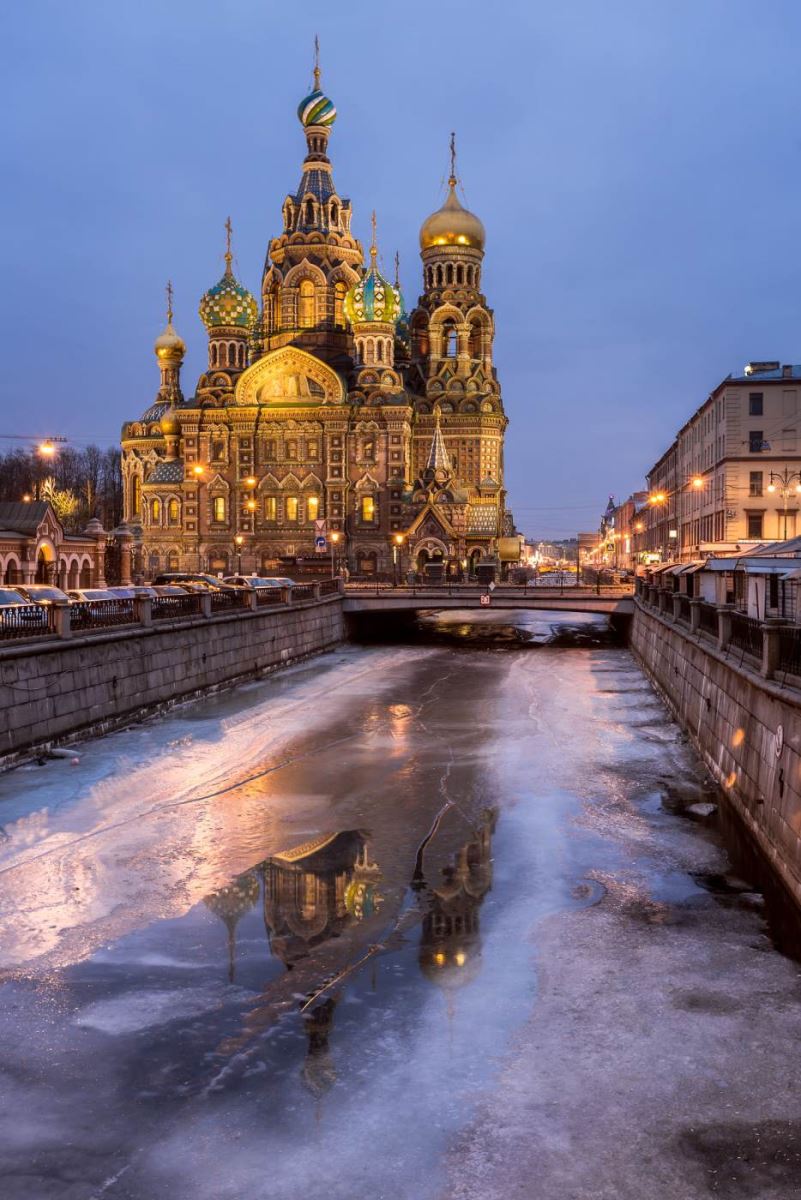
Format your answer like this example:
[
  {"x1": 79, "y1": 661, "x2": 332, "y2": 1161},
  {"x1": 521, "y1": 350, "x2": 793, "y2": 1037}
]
[
  {"x1": 630, "y1": 598, "x2": 801, "y2": 913},
  {"x1": 1, "y1": 610, "x2": 801, "y2": 1199}
]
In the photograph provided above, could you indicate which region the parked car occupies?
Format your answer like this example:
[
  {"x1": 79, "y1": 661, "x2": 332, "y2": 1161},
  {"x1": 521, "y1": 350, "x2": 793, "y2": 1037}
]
[
  {"x1": 152, "y1": 584, "x2": 191, "y2": 596},
  {"x1": 223, "y1": 575, "x2": 294, "y2": 589},
  {"x1": 14, "y1": 584, "x2": 71, "y2": 606},
  {"x1": 67, "y1": 588, "x2": 121, "y2": 602},
  {"x1": 106, "y1": 586, "x2": 158, "y2": 598},
  {"x1": 153, "y1": 572, "x2": 239, "y2": 591},
  {"x1": 0, "y1": 586, "x2": 48, "y2": 629}
]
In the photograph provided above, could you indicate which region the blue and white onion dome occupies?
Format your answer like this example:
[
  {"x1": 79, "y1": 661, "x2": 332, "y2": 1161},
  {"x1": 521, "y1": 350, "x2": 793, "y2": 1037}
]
[{"x1": 297, "y1": 86, "x2": 336, "y2": 128}]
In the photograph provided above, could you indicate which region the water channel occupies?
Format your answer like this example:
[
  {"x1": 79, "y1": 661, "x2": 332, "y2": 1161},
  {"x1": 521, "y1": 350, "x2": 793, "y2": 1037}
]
[{"x1": 1, "y1": 610, "x2": 801, "y2": 1199}]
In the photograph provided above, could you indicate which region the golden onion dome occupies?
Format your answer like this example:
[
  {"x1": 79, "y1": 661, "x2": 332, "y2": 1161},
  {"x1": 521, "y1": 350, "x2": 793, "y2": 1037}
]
[
  {"x1": 419, "y1": 180, "x2": 485, "y2": 251},
  {"x1": 154, "y1": 319, "x2": 186, "y2": 363},
  {"x1": 159, "y1": 406, "x2": 180, "y2": 435}
]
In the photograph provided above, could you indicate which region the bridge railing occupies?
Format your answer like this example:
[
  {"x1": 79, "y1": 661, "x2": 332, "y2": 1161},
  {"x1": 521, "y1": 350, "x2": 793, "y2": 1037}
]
[{"x1": 344, "y1": 582, "x2": 635, "y2": 599}]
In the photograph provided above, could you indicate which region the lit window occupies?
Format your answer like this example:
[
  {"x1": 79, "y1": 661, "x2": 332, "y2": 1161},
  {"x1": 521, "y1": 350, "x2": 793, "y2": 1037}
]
[
  {"x1": 151, "y1": 498, "x2": 161, "y2": 523},
  {"x1": 286, "y1": 496, "x2": 299, "y2": 522},
  {"x1": 264, "y1": 496, "x2": 277, "y2": 521},
  {"x1": 167, "y1": 498, "x2": 179, "y2": 523},
  {"x1": 334, "y1": 282, "x2": 346, "y2": 328},
  {"x1": 286, "y1": 439, "x2": 298, "y2": 460},
  {"x1": 213, "y1": 496, "x2": 226, "y2": 522},
  {"x1": 307, "y1": 440, "x2": 319, "y2": 459},
  {"x1": 307, "y1": 495, "x2": 319, "y2": 521},
  {"x1": 361, "y1": 495, "x2": 375, "y2": 522},
  {"x1": 299, "y1": 280, "x2": 315, "y2": 328},
  {"x1": 132, "y1": 476, "x2": 142, "y2": 517}
]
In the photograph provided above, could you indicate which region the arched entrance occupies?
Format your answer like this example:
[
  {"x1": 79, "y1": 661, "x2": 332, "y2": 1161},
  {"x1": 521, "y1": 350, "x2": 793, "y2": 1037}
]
[{"x1": 415, "y1": 538, "x2": 448, "y2": 582}]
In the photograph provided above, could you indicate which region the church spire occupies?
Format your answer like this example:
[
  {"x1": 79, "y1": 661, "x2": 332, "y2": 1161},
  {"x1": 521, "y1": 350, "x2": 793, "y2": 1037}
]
[{"x1": 426, "y1": 409, "x2": 452, "y2": 474}]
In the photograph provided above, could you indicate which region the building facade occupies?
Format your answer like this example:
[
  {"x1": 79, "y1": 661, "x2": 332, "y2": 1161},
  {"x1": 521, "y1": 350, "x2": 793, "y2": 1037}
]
[
  {"x1": 121, "y1": 69, "x2": 508, "y2": 580},
  {"x1": 0, "y1": 501, "x2": 105, "y2": 589},
  {"x1": 638, "y1": 361, "x2": 801, "y2": 563}
]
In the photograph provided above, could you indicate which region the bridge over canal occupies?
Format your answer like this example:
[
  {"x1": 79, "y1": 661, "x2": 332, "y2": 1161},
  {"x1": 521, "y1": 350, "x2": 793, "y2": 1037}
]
[{"x1": 343, "y1": 585, "x2": 635, "y2": 616}]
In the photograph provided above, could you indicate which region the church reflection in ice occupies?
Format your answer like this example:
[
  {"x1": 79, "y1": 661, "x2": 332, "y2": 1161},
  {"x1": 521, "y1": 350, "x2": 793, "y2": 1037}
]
[{"x1": 202, "y1": 812, "x2": 496, "y2": 1093}]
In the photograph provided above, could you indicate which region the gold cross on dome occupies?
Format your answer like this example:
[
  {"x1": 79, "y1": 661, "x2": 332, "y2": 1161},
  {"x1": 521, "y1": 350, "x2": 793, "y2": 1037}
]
[
  {"x1": 166, "y1": 279, "x2": 174, "y2": 324},
  {"x1": 449, "y1": 131, "x2": 457, "y2": 187},
  {"x1": 224, "y1": 216, "x2": 233, "y2": 272}
]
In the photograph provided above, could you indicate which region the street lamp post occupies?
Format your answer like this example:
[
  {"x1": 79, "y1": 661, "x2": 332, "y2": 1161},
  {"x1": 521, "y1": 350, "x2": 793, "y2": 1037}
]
[
  {"x1": 235, "y1": 534, "x2": 244, "y2": 575},
  {"x1": 330, "y1": 530, "x2": 340, "y2": 579},
  {"x1": 767, "y1": 469, "x2": 801, "y2": 540}
]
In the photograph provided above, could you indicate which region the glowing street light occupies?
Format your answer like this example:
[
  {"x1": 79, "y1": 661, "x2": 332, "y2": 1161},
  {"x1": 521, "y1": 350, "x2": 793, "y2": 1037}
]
[
  {"x1": 330, "y1": 530, "x2": 341, "y2": 579},
  {"x1": 392, "y1": 532, "x2": 405, "y2": 586}
]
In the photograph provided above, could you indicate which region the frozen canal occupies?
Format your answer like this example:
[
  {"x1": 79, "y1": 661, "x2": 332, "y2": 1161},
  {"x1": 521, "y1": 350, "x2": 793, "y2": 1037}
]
[{"x1": 2, "y1": 610, "x2": 801, "y2": 1200}]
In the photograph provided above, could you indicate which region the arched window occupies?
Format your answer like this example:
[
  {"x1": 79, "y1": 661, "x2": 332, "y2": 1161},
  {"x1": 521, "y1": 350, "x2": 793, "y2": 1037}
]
[
  {"x1": 376, "y1": 340, "x2": 384, "y2": 362},
  {"x1": 307, "y1": 495, "x2": 319, "y2": 521},
  {"x1": 211, "y1": 440, "x2": 225, "y2": 461},
  {"x1": 469, "y1": 322, "x2": 483, "y2": 358},
  {"x1": 167, "y1": 550, "x2": 180, "y2": 570},
  {"x1": 148, "y1": 552, "x2": 160, "y2": 577},
  {"x1": 286, "y1": 496, "x2": 299, "y2": 522},
  {"x1": 361, "y1": 495, "x2": 375, "y2": 523},
  {"x1": 443, "y1": 321, "x2": 458, "y2": 357},
  {"x1": 299, "y1": 280, "x2": 315, "y2": 328},
  {"x1": 305, "y1": 199, "x2": 314, "y2": 224},
  {"x1": 456, "y1": 265, "x2": 464, "y2": 284},
  {"x1": 150, "y1": 498, "x2": 161, "y2": 524},
  {"x1": 446, "y1": 264, "x2": 454, "y2": 284},
  {"x1": 363, "y1": 438, "x2": 375, "y2": 461},
  {"x1": 436, "y1": 265, "x2": 443, "y2": 286},
  {"x1": 334, "y1": 280, "x2": 346, "y2": 328},
  {"x1": 167, "y1": 498, "x2": 179, "y2": 524},
  {"x1": 269, "y1": 284, "x2": 281, "y2": 332},
  {"x1": 210, "y1": 344, "x2": 218, "y2": 367},
  {"x1": 132, "y1": 476, "x2": 142, "y2": 517},
  {"x1": 264, "y1": 496, "x2": 277, "y2": 521},
  {"x1": 213, "y1": 496, "x2": 226, "y2": 523},
  {"x1": 331, "y1": 202, "x2": 339, "y2": 226}
]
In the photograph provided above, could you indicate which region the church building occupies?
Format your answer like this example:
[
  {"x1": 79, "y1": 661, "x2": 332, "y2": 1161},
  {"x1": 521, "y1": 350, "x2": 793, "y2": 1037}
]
[{"x1": 120, "y1": 58, "x2": 510, "y2": 579}]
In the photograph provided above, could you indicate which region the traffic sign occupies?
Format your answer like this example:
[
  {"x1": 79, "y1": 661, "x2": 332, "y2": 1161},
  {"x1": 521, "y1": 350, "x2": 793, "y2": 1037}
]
[
  {"x1": 314, "y1": 536, "x2": 327, "y2": 553},
  {"x1": 314, "y1": 519, "x2": 327, "y2": 536},
  {"x1": 480, "y1": 593, "x2": 491, "y2": 606}
]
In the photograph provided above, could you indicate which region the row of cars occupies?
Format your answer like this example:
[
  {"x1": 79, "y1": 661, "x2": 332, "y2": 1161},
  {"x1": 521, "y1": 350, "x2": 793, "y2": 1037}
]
[{"x1": 0, "y1": 573, "x2": 299, "y2": 631}]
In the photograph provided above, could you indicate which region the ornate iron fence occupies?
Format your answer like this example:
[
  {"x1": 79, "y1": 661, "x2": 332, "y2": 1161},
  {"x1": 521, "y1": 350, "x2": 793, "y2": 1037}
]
[
  {"x1": 778, "y1": 627, "x2": 801, "y2": 677},
  {"x1": 0, "y1": 605, "x2": 51, "y2": 641},
  {"x1": 697, "y1": 601, "x2": 718, "y2": 636},
  {"x1": 152, "y1": 595, "x2": 203, "y2": 621},
  {"x1": 70, "y1": 598, "x2": 136, "y2": 632},
  {"x1": 290, "y1": 584, "x2": 315, "y2": 600},
  {"x1": 209, "y1": 591, "x2": 244, "y2": 613},
  {"x1": 255, "y1": 588, "x2": 285, "y2": 606},
  {"x1": 729, "y1": 612, "x2": 763, "y2": 659},
  {"x1": 319, "y1": 579, "x2": 341, "y2": 596}
]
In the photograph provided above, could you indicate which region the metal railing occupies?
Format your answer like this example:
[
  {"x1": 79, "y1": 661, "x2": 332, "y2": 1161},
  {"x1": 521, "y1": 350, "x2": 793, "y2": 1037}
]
[
  {"x1": 697, "y1": 600, "x2": 718, "y2": 636},
  {"x1": 319, "y1": 579, "x2": 342, "y2": 596},
  {"x1": 69, "y1": 598, "x2": 136, "y2": 632},
  {"x1": 729, "y1": 612, "x2": 763, "y2": 659},
  {"x1": 152, "y1": 594, "x2": 203, "y2": 621},
  {"x1": 256, "y1": 588, "x2": 285, "y2": 606},
  {"x1": 209, "y1": 591, "x2": 244, "y2": 613},
  {"x1": 344, "y1": 582, "x2": 635, "y2": 599},
  {"x1": 0, "y1": 605, "x2": 52, "y2": 641},
  {"x1": 290, "y1": 584, "x2": 315, "y2": 600},
  {"x1": 778, "y1": 627, "x2": 801, "y2": 677}
]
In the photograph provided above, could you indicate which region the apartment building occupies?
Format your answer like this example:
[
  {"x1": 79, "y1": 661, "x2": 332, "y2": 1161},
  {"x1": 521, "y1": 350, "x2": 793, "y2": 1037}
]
[{"x1": 643, "y1": 361, "x2": 801, "y2": 562}]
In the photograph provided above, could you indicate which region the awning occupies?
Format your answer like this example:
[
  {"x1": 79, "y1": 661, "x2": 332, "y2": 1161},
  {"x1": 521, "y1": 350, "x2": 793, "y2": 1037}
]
[
  {"x1": 781, "y1": 568, "x2": 801, "y2": 581},
  {"x1": 680, "y1": 561, "x2": 707, "y2": 575}
]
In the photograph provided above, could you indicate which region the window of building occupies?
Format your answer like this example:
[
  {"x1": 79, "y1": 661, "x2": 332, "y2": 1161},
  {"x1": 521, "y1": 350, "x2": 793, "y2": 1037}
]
[
  {"x1": 749, "y1": 393, "x2": 764, "y2": 416},
  {"x1": 285, "y1": 439, "x2": 297, "y2": 460},
  {"x1": 264, "y1": 439, "x2": 276, "y2": 461},
  {"x1": 363, "y1": 438, "x2": 375, "y2": 461},
  {"x1": 307, "y1": 439, "x2": 319, "y2": 459},
  {"x1": 749, "y1": 471, "x2": 763, "y2": 496},
  {"x1": 167, "y1": 498, "x2": 179, "y2": 524},
  {"x1": 213, "y1": 496, "x2": 226, "y2": 523},
  {"x1": 167, "y1": 550, "x2": 180, "y2": 571},
  {"x1": 334, "y1": 281, "x2": 346, "y2": 328},
  {"x1": 305, "y1": 199, "x2": 314, "y2": 224},
  {"x1": 442, "y1": 321, "x2": 458, "y2": 358},
  {"x1": 211, "y1": 440, "x2": 225, "y2": 461},
  {"x1": 286, "y1": 496, "x2": 299, "y2": 522},
  {"x1": 307, "y1": 495, "x2": 319, "y2": 521},
  {"x1": 361, "y1": 495, "x2": 375, "y2": 523},
  {"x1": 299, "y1": 280, "x2": 315, "y2": 327},
  {"x1": 132, "y1": 476, "x2": 142, "y2": 517},
  {"x1": 264, "y1": 496, "x2": 277, "y2": 521},
  {"x1": 749, "y1": 430, "x2": 764, "y2": 453},
  {"x1": 150, "y1": 498, "x2": 161, "y2": 523},
  {"x1": 746, "y1": 511, "x2": 764, "y2": 539}
]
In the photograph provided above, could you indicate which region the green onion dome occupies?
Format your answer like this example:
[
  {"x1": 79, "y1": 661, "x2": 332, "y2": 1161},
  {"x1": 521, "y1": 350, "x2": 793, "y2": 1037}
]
[
  {"x1": 344, "y1": 245, "x2": 400, "y2": 326},
  {"x1": 297, "y1": 88, "x2": 336, "y2": 128},
  {"x1": 199, "y1": 262, "x2": 258, "y2": 331}
]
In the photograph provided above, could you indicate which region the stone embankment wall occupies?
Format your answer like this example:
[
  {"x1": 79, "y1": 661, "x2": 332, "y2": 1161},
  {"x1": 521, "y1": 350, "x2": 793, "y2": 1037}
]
[
  {"x1": 0, "y1": 597, "x2": 344, "y2": 760},
  {"x1": 631, "y1": 600, "x2": 801, "y2": 906}
]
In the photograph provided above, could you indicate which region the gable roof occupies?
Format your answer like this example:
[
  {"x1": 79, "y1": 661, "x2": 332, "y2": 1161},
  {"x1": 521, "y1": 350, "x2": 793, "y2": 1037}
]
[{"x1": 0, "y1": 501, "x2": 50, "y2": 535}]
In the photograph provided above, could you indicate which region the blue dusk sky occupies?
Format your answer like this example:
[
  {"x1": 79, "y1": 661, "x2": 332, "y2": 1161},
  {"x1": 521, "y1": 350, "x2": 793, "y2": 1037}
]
[{"x1": 3, "y1": 1, "x2": 801, "y2": 537}]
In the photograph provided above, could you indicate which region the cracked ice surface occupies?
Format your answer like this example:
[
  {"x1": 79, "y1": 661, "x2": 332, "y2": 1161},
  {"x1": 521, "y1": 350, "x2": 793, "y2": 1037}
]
[{"x1": 0, "y1": 614, "x2": 800, "y2": 1199}]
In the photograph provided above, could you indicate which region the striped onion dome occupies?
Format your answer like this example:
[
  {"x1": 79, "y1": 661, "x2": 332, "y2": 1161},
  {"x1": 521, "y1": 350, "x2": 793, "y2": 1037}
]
[
  {"x1": 199, "y1": 265, "x2": 257, "y2": 331},
  {"x1": 297, "y1": 88, "x2": 336, "y2": 128}
]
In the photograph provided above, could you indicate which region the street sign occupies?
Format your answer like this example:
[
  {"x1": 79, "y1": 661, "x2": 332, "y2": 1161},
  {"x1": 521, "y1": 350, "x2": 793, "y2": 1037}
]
[
  {"x1": 314, "y1": 519, "x2": 327, "y2": 536},
  {"x1": 314, "y1": 536, "x2": 327, "y2": 553},
  {"x1": 480, "y1": 593, "x2": 491, "y2": 606}
]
